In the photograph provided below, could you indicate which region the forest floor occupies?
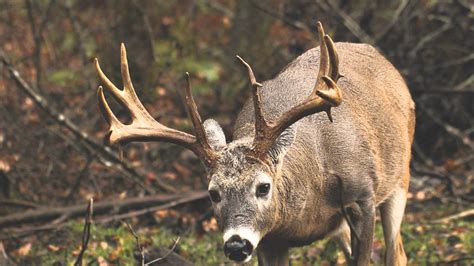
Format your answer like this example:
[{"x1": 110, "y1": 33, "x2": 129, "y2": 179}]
[{"x1": 4, "y1": 187, "x2": 474, "y2": 265}]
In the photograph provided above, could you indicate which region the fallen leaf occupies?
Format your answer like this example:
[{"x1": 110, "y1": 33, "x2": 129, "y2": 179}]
[
  {"x1": 100, "y1": 241, "x2": 108, "y2": 250},
  {"x1": 0, "y1": 159, "x2": 10, "y2": 172},
  {"x1": 415, "y1": 191, "x2": 426, "y2": 200},
  {"x1": 97, "y1": 256, "x2": 109, "y2": 266},
  {"x1": 47, "y1": 245, "x2": 61, "y2": 252},
  {"x1": 202, "y1": 217, "x2": 218, "y2": 232},
  {"x1": 14, "y1": 242, "x2": 32, "y2": 257},
  {"x1": 161, "y1": 171, "x2": 177, "y2": 181},
  {"x1": 109, "y1": 246, "x2": 122, "y2": 261}
]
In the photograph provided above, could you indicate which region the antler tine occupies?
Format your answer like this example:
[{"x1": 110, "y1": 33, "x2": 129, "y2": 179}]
[
  {"x1": 315, "y1": 21, "x2": 329, "y2": 88},
  {"x1": 236, "y1": 55, "x2": 269, "y2": 142},
  {"x1": 182, "y1": 73, "x2": 215, "y2": 153},
  {"x1": 95, "y1": 58, "x2": 126, "y2": 105},
  {"x1": 324, "y1": 35, "x2": 343, "y2": 82},
  {"x1": 120, "y1": 43, "x2": 134, "y2": 94},
  {"x1": 97, "y1": 86, "x2": 121, "y2": 130},
  {"x1": 236, "y1": 55, "x2": 262, "y2": 87},
  {"x1": 95, "y1": 44, "x2": 217, "y2": 166}
]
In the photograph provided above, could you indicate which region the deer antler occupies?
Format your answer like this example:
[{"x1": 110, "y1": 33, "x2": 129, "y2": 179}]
[
  {"x1": 238, "y1": 21, "x2": 343, "y2": 158},
  {"x1": 95, "y1": 43, "x2": 217, "y2": 166}
]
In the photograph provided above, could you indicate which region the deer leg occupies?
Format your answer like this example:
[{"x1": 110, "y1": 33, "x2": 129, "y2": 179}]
[
  {"x1": 380, "y1": 185, "x2": 408, "y2": 266},
  {"x1": 257, "y1": 241, "x2": 289, "y2": 266},
  {"x1": 347, "y1": 197, "x2": 375, "y2": 266},
  {"x1": 331, "y1": 220, "x2": 352, "y2": 261}
]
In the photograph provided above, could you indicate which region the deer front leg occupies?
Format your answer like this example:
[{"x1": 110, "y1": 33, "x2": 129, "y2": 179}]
[
  {"x1": 380, "y1": 185, "x2": 408, "y2": 266},
  {"x1": 347, "y1": 197, "x2": 376, "y2": 266},
  {"x1": 257, "y1": 241, "x2": 289, "y2": 266}
]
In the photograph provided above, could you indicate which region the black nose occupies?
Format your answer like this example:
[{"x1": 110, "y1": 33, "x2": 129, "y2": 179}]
[{"x1": 224, "y1": 235, "x2": 253, "y2": 262}]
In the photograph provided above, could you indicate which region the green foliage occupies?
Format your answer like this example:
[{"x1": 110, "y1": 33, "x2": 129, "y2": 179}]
[{"x1": 48, "y1": 69, "x2": 77, "y2": 87}]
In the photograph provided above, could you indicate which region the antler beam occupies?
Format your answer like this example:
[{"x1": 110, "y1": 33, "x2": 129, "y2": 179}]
[
  {"x1": 238, "y1": 21, "x2": 343, "y2": 158},
  {"x1": 95, "y1": 44, "x2": 217, "y2": 166}
]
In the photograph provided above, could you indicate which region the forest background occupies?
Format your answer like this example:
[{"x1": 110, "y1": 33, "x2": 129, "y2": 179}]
[{"x1": 0, "y1": 0, "x2": 473, "y2": 264}]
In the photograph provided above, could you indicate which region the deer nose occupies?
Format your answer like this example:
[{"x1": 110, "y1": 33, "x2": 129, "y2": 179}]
[{"x1": 224, "y1": 235, "x2": 253, "y2": 262}]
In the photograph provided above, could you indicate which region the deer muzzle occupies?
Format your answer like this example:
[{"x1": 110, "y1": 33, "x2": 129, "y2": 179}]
[
  {"x1": 224, "y1": 235, "x2": 253, "y2": 262},
  {"x1": 223, "y1": 227, "x2": 260, "y2": 262}
]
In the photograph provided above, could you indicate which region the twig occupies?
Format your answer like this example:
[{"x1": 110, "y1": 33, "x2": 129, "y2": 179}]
[
  {"x1": 74, "y1": 198, "x2": 94, "y2": 266},
  {"x1": 0, "y1": 199, "x2": 43, "y2": 209},
  {"x1": 411, "y1": 88, "x2": 474, "y2": 94},
  {"x1": 62, "y1": 0, "x2": 98, "y2": 115},
  {"x1": 0, "y1": 241, "x2": 9, "y2": 262},
  {"x1": 145, "y1": 237, "x2": 181, "y2": 265},
  {"x1": 131, "y1": 0, "x2": 156, "y2": 62},
  {"x1": 316, "y1": 0, "x2": 380, "y2": 50},
  {"x1": 431, "y1": 209, "x2": 474, "y2": 224},
  {"x1": 25, "y1": 0, "x2": 42, "y2": 90},
  {"x1": 249, "y1": 0, "x2": 312, "y2": 33},
  {"x1": 438, "y1": 256, "x2": 474, "y2": 264},
  {"x1": 373, "y1": 0, "x2": 409, "y2": 41},
  {"x1": 0, "y1": 49, "x2": 164, "y2": 193},
  {"x1": 24, "y1": 0, "x2": 55, "y2": 90},
  {"x1": 421, "y1": 104, "x2": 474, "y2": 150},
  {"x1": 203, "y1": 0, "x2": 234, "y2": 18},
  {"x1": 66, "y1": 157, "x2": 94, "y2": 203},
  {"x1": 453, "y1": 74, "x2": 474, "y2": 91},
  {"x1": 408, "y1": 16, "x2": 452, "y2": 59},
  {"x1": 425, "y1": 53, "x2": 474, "y2": 71},
  {"x1": 63, "y1": 1, "x2": 88, "y2": 64},
  {"x1": 126, "y1": 222, "x2": 145, "y2": 266}
]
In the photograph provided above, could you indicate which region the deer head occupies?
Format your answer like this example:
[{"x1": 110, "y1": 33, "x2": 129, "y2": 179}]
[{"x1": 95, "y1": 22, "x2": 341, "y2": 263}]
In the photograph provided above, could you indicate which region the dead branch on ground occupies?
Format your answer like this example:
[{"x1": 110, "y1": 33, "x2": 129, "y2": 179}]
[
  {"x1": 431, "y1": 209, "x2": 474, "y2": 224},
  {"x1": 0, "y1": 191, "x2": 207, "y2": 229}
]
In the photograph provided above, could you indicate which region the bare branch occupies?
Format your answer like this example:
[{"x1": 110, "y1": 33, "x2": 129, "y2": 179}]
[
  {"x1": 373, "y1": 0, "x2": 409, "y2": 41},
  {"x1": 249, "y1": 0, "x2": 312, "y2": 33},
  {"x1": 316, "y1": 0, "x2": 380, "y2": 49},
  {"x1": 408, "y1": 16, "x2": 452, "y2": 59},
  {"x1": 421, "y1": 104, "x2": 474, "y2": 150},
  {"x1": 126, "y1": 223, "x2": 145, "y2": 266},
  {"x1": 74, "y1": 198, "x2": 94, "y2": 266}
]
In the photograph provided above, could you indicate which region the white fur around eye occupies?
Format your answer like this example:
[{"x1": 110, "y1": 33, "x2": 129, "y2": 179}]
[{"x1": 253, "y1": 172, "x2": 273, "y2": 209}]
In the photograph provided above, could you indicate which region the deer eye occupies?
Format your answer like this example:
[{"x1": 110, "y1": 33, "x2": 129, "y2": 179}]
[
  {"x1": 209, "y1": 189, "x2": 221, "y2": 203},
  {"x1": 256, "y1": 183, "x2": 271, "y2": 197}
]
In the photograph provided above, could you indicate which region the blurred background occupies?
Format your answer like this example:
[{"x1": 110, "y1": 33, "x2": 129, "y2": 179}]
[{"x1": 0, "y1": 0, "x2": 472, "y2": 264}]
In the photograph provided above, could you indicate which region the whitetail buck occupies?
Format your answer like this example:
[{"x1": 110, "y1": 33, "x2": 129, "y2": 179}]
[{"x1": 94, "y1": 22, "x2": 415, "y2": 265}]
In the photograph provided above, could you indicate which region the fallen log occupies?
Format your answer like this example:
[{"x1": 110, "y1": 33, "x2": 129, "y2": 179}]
[{"x1": 0, "y1": 191, "x2": 207, "y2": 228}]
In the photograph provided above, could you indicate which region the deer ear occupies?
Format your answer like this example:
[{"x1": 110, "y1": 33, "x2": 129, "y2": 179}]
[
  {"x1": 267, "y1": 125, "x2": 297, "y2": 165},
  {"x1": 204, "y1": 119, "x2": 226, "y2": 151}
]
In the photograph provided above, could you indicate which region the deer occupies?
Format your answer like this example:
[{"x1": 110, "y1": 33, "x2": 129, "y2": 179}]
[{"x1": 94, "y1": 22, "x2": 415, "y2": 265}]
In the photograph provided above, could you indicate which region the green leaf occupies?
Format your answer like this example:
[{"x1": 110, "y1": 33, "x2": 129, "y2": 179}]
[{"x1": 48, "y1": 69, "x2": 77, "y2": 86}]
